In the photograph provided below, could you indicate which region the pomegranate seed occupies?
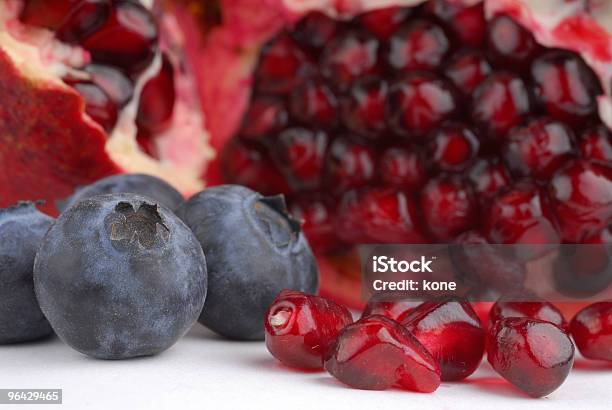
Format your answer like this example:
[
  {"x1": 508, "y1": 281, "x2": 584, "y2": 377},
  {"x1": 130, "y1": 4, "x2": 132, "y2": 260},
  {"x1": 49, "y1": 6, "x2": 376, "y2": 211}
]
[
  {"x1": 467, "y1": 158, "x2": 511, "y2": 202},
  {"x1": 221, "y1": 138, "x2": 289, "y2": 195},
  {"x1": 336, "y1": 188, "x2": 426, "y2": 244},
  {"x1": 471, "y1": 72, "x2": 531, "y2": 141},
  {"x1": 265, "y1": 290, "x2": 352, "y2": 370},
  {"x1": 387, "y1": 18, "x2": 451, "y2": 72},
  {"x1": 361, "y1": 297, "x2": 420, "y2": 321},
  {"x1": 425, "y1": 1, "x2": 486, "y2": 47},
  {"x1": 79, "y1": 0, "x2": 158, "y2": 74},
  {"x1": 289, "y1": 197, "x2": 344, "y2": 254},
  {"x1": 359, "y1": 7, "x2": 411, "y2": 41},
  {"x1": 420, "y1": 175, "x2": 476, "y2": 241},
  {"x1": 19, "y1": 0, "x2": 79, "y2": 30},
  {"x1": 400, "y1": 300, "x2": 485, "y2": 381},
  {"x1": 324, "y1": 137, "x2": 376, "y2": 193},
  {"x1": 428, "y1": 123, "x2": 480, "y2": 172},
  {"x1": 273, "y1": 128, "x2": 328, "y2": 191},
  {"x1": 56, "y1": 0, "x2": 111, "y2": 43},
  {"x1": 580, "y1": 125, "x2": 612, "y2": 164},
  {"x1": 136, "y1": 54, "x2": 175, "y2": 134},
  {"x1": 570, "y1": 302, "x2": 612, "y2": 361},
  {"x1": 289, "y1": 80, "x2": 338, "y2": 129},
  {"x1": 487, "y1": 318, "x2": 574, "y2": 397},
  {"x1": 531, "y1": 50, "x2": 603, "y2": 127},
  {"x1": 255, "y1": 33, "x2": 313, "y2": 94},
  {"x1": 324, "y1": 315, "x2": 441, "y2": 392},
  {"x1": 486, "y1": 181, "x2": 560, "y2": 244},
  {"x1": 379, "y1": 146, "x2": 426, "y2": 189},
  {"x1": 486, "y1": 15, "x2": 539, "y2": 68},
  {"x1": 503, "y1": 117, "x2": 576, "y2": 180},
  {"x1": 239, "y1": 96, "x2": 288, "y2": 140},
  {"x1": 68, "y1": 80, "x2": 117, "y2": 132},
  {"x1": 489, "y1": 300, "x2": 568, "y2": 331},
  {"x1": 342, "y1": 77, "x2": 388, "y2": 139},
  {"x1": 85, "y1": 64, "x2": 133, "y2": 107},
  {"x1": 548, "y1": 159, "x2": 612, "y2": 242},
  {"x1": 387, "y1": 72, "x2": 459, "y2": 139},
  {"x1": 444, "y1": 49, "x2": 492, "y2": 95},
  {"x1": 292, "y1": 12, "x2": 338, "y2": 51}
]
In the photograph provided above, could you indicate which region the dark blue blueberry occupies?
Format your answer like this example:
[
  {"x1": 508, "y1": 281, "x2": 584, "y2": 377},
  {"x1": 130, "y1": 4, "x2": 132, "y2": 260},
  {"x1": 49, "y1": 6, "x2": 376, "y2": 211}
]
[
  {"x1": 0, "y1": 202, "x2": 54, "y2": 344},
  {"x1": 34, "y1": 194, "x2": 207, "y2": 359},
  {"x1": 177, "y1": 185, "x2": 318, "y2": 340},
  {"x1": 57, "y1": 173, "x2": 184, "y2": 212}
]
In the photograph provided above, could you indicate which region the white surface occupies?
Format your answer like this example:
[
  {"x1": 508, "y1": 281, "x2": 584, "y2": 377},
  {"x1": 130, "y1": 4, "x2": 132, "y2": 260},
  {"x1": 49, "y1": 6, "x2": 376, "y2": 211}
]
[{"x1": 1, "y1": 325, "x2": 611, "y2": 410}]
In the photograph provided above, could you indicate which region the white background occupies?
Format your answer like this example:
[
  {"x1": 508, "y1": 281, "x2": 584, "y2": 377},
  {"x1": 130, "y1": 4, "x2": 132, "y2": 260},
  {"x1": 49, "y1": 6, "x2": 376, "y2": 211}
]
[{"x1": 1, "y1": 325, "x2": 611, "y2": 410}]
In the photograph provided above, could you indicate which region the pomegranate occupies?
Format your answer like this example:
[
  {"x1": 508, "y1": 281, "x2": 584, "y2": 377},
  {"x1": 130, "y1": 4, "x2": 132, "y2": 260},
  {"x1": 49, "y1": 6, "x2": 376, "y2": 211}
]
[{"x1": 570, "y1": 301, "x2": 612, "y2": 361}]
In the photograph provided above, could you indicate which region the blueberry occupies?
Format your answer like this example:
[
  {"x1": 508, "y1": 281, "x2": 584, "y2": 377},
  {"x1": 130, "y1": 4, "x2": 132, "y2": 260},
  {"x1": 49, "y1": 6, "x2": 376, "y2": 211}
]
[
  {"x1": 0, "y1": 202, "x2": 54, "y2": 344},
  {"x1": 57, "y1": 174, "x2": 184, "y2": 212},
  {"x1": 177, "y1": 185, "x2": 318, "y2": 340},
  {"x1": 34, "y1": 194, "x2": 207, "y2": 359}
]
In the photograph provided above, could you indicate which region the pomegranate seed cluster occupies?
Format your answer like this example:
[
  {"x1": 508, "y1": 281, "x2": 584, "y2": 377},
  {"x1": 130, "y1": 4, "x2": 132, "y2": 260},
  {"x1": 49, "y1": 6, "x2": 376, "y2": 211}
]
[
  {"x1": 266, "y1": 291, "x2": 612, "y2": 398},
  {"x1": 222, "y1": 2, "x2": 612, "y2": 254}
]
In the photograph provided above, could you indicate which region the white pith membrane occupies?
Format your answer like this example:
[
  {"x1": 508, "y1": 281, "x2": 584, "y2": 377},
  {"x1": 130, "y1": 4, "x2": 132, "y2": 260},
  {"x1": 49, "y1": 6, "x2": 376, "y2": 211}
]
[{"x1": 0, "y1": 0, "x2": 213, "y2": 195}]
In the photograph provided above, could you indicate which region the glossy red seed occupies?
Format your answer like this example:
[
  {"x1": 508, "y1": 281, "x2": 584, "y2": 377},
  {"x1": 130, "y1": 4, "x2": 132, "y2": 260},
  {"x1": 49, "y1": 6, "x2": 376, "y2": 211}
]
[
  {"x1": 379, "y1": 147, "x2": 426, "y2": 189},
  {"x1": 324, "y1": 315, "x2": 441, "y2": 392},
  {"x1": 553, "y1": 240, "x2": 612, "y2": 298},
  {"x1": 342, "y1": 77, "x2": 388, "y2": 139},
  {"x1": 548, "y1": 159, "x2": 612, "y2": 242},
  {"x1": 570, "y1": 302, "x2": 612, "y2": 361},
  {"x1": 467, "y1": 158, "x2": 511, "y2": 201},
  {"x1": 503, "y1": 117, "x2": 576, "y2": 180},
  {"x1": 486, "y1": 14, "x2": 539, "y2": 68},
  {"x1": 79, "y1": 0, "x2": 158, "y2": 74},
  {"x1": 56, "y1": 0, "x2": 111, "y2": 43},
  {"x1": 471, "y1": 72, "x2": 531, "y2": 141},
  {"x1": 274, "y1": 128, "x2": 328, "y2": 191},
  {"x1": 239, "y1": 96, "x2": 288, "y2": 140},
  {"x1": 487, "y1": 318, "x2": 574, "y2": 397},
  {"x1": 425, "y1": 0, "x2": 486, "y2": 47},
  {"x1": 85, "y1": 64, "x2": 133, "y2": 107},
  {"x1": 292, "y1": 12, "x2": 338, "y2": 51},
  {"x1": 136, "y1": 54, "x2": 175, "y2": 134},
  {"x1": 387, "y1": 18, "x2": 451, "y2": 72},
  {"x1": 361, "y1": 297, "x2": 420, "y2": 321},
  {"x1": 444, "y1": 49, "x2": 492, "y2": 95},
  {"x1": 420, "y1": 175, "x2": 476, "y2": 241},
  {"x1": 489, "y1": 300, "x2": 568, "y2": 331},
  {"x1": 387, "y1": 72, "x2": 458, "y2": 139},
  {"x1": 265, "y1": 290, "x2": 353, "y2": 370},
  {"x1": 325, "y1": 137, "x2": 376, "y2": 192},
  {"x1": 531, "y1": 50, "x2": 602, "y2": 127},
  {"x1": 580, "y1": 125, "x2": 612, "y2": 164},
  {"x1": 428, "y1": 123, "x2": 480, "y2": 172},
  {"x1": 289, "y1": 197, "x2": 344, "y2": 254},
  {"x1": 19, "y1": 0, "x2": 79, "y2": 30},
  {"x1": 69, "y1": 80, "x2": 117, "y2": 132},
  {"x1": 400, "y1": 300, "x2": 485, "y2": 381},
  {"x1": 336, "y1": 188, "x2": 426, "y2": 244},
  {"x1": 289, "y1": 80, "x2": 338, "y2": 128},
  {"x1": 359, "y1": 6, "x2": 411, "y2": 40}
]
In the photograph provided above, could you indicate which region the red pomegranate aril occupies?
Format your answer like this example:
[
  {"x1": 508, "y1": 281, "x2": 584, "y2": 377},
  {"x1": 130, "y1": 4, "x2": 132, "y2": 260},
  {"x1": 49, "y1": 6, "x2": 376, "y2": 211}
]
[
  {"x1": 274, "y1": 128, "x2": 328, "y2": 191},
  {"x1": 336, "y1": 188, "x2": 427, "y2": 244},
  {"x1": 425, "y1": 1, "x2": 486, "y2": 47},
  {"x1": 379, "y1": 146, "x2": 426, "y2": 189},
  {"x1": 400, "y1": 300, "x2": 485, "y2": 381},
  {"x1": 265, "y1": 290, "x2": 353, "y2": 370},
  {"x1": 428, "y1": 123, "x2": 480, "y2": 172},
  {"x1": 359, "y1": 6, "x2": 411, "y2": 41},
  {"x1": 553, "y1": 241, "x2": 612, "y2": 298},
  {"x1": 325, "y1": 137, "x2": 376, "y2": 193},
  {"x1": 489, "y1": 300, "x2": 568, "y2": 331},
  {"x1": 56, "y1": 0, "x2": 112, "y2": 44},
  {"x1": 361, "y1": 297, "x2": 420, "y2": 321},
  {"x1": 549, "y1": 159, "x2": 612, "y2": 242},
  {"x1": 136, "y1": 54, "x2": 175, "y2": 134},
  {"x1": 324, "y1": 315, "x2": 441, "y2": 392},
  {"x1": 19, "y1": 0, "x2": 79, "y2": 30},
  {"x1": 387, "y1": 18, "x2": 451, "y2": 72},
  {"x1": 444, "y1": 49, "x2": 492, "y2": 95},
  {"x1": 292, "y1": 12, "x2": 338, "y2": 51},
  {"x1": 289, "y1": 80, "x2": 338, "y2": 128},
  {"x1": 79, "y1": 0, "x2": 158, "y2": 74},
  {"x1": 487, "y1": 318, "x2": 574, "y2": 398},
  {"x1": 471, "y1": 72, "x2": 531, "y2": 141},
  {"x1": 221, "y1": 138, "x2": 289, "y2": 195},
  {"x1": 570, "y1": 302, "x2": 612, "y2": 361},
  {"x1": 467, "y1": 158, "x2": 511, "y2": 201},
  {"x1": 580, "y1": 125, "x2": 612, "y2": 164},
  {"x1": 531, "y1": 50, "x2": 603, "y2": 127},
  {"x1": 503, "y1": 117, "x2": 576, "y2": 180},
  {"x1": 255, "y1": 33, "x2": 312, "y2": 95},
  {"x1": 85, "y1": 64, "x2": 133, "y2": 107},
  {"x1": 239, "y1": 96, "x2": 288, "y2": 140},
  {"x1": 486, "y1": 14, "x2": 539, "y2": 68},
  {"x1": 289, "y1": 197, "x2": 344, "y2": 254},
  {"x1": 387, "y1": 72, "x2": 459, "y2": 139},
  {"x1": 486, "y1": 181, "x2": 560, "y2": 245},
  {"x1": 342, "y1": 77, "x2": 388, "y2": 139},
  {"x1": 69, "y1": 80, "x2": 117, "y2": 133},
  {"x1": 420, "y1": 175, "x2": 476, "y2": 241},
  {"x1": 321, "y1": 31, "x2": 380, "y2": 91}
]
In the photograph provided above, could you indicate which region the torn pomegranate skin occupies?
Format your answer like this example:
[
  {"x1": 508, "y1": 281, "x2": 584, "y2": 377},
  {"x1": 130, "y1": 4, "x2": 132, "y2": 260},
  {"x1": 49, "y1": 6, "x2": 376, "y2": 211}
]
[
  {"x1": 399, "y1": 300, "x2": 485, "y2": 381},
  {"x1": 265, "y1": 290, "x2": 353, "y2": 370},
  {"x1": 487, "y1": 318, "x2": 574, "y2": 398},
  {"x1": 570, "y1": 302, "x2": 612, "y2": 361},
  {"x1": 324, "y1": 315, "x2": 441, "y2": 392},
  {"x1": 489, "y1": 300, "x2": 568, "y2": 332}
]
